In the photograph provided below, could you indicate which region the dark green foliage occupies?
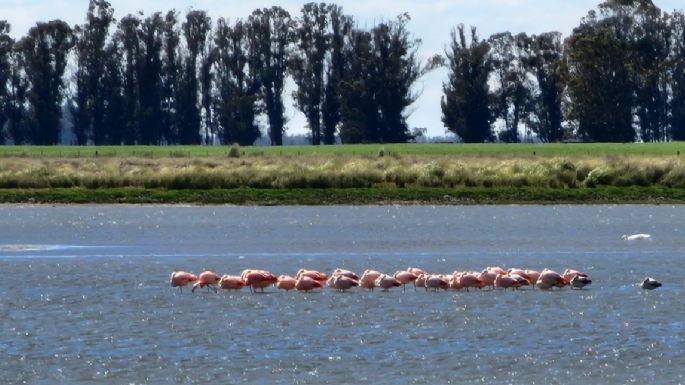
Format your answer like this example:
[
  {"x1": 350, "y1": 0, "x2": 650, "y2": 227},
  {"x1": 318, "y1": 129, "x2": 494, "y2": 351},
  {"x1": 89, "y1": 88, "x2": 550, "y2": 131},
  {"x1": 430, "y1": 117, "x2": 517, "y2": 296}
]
[
  {"x1": 0, "y1": 21, "x2": 12, "y2": 144},
  {"x1": 338, "y1": 14, "x2": 424, "y2": 144},
  {"x1": 670, "y1": 12, "x2": 685, "y2": 140},
  {"x1": 213, "y1": 18, "x2": 262, "y2": 145},
  {"x1": 441, "y1": 25, "x2": 493, "y2": 143},
  {"x1": 71, "y1": 0, "x2": 115, "y2": 145},
  {"x1": 19, "y1": 20, "x2": 74, "y2": 145},
  {"x1": 249, "y1": 7, "x2": 294, "y2": 146}
]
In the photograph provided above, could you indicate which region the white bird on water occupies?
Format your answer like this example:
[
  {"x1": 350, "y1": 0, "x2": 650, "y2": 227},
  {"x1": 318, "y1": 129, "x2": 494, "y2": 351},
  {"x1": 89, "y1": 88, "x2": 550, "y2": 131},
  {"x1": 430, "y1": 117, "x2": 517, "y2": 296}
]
[
  {"x1": 622, "y1": 233, "x2": 652, "y2": 243},
  {"x1": 641, "y1": 277, "x2": 662, "y2": 290}
]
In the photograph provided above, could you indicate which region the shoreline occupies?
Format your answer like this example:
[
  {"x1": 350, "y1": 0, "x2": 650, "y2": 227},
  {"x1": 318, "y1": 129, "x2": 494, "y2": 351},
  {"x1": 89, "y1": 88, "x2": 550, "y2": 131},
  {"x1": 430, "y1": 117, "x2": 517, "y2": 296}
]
[{"x1": 1, "y1": 186, "x2": 684, "y2": 205}]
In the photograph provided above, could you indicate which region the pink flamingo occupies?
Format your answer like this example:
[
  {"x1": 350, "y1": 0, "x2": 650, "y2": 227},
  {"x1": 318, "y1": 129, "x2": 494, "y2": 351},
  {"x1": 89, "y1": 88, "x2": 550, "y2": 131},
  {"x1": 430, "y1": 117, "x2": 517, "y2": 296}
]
[
  {"x1": 479, "y1": 268, "x2": 504, "y2": 289},
  {"x1": 449, "y1": 272, "x2": 464, "y2": 290},
  {"x1": 394, "y1": 271, "x2": 418, "y2": 291},
  {"x1": 192, "y1": 271, "x2": 221, "y2": 293},
  {"x1": 360, "y1": 270, "x2": 381, "y2": 290},
  {"x1": 219, "y1": 275, "x2": 245, "y2": 291},
  {"x1": 295, "y1": 276, "x2": 323, "y2": 292},
  {"x1": 170, "y1": 271, "x2": 198, "y2": 292},
  {"x1": 563, "y1": 269, "x2": 588, "y2": 282},
  {"x1": 375, "y1": 274, "x2": 401, "y2": 291},
  {"x1": 407, "y1": 267, "x2": 428, "y2": 276},
  {"x1": 330, "y1": 275, "x2": 359, "y2": 292},
  {"x1": 415, "y1": 273, "x2": 428, "y2": 290},
  {"x1": 425, "y1": 275, "x2": 449, "y2": 291},
  {"x1": 277, "y1": 275, "x2": 297, "y2": 291},
  {"x1": 332, "y1": 268, "x2": 359, "y2": 280},
  {"x1": 525, "y1": 270, "x2": 541, "y2": 285},
  {"x1": 458, "y1": 273, "x2": 485, "y2": 292},
  {"x1": 242, "y1": 269, "x2": 278, "y2": 293},
  {"x1": 494, "y1": 274, "x2": 521, "y2": 290},
  {"x1": 296, "y1": 269, "x2": 328, "y2": 282},
  {"x1": 535, "y1": 269, "x2": 568, "y2": 290}
]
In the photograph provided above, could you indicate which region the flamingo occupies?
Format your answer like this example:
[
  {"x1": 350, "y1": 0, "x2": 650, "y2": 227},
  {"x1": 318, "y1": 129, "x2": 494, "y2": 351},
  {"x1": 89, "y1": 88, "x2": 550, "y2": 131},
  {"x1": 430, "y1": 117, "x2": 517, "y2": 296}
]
[
  {"x1": 192, "y1": 271, "x2": 221, "y2": 293},
  {"x1": 359, "y1": 270, "x2": 381, "y2": 290},
  {"x1": 535, "y1": 269, "x2": 568, "y2": 290},
  {"x1": 640, "y1": 277, "x2": 662, "y2": 290},
  {"x1": 415, "y1": 273, "x2": 428, "y2": 290},
  {"x1": 330, "y1": 275, "x2": 359, "y2": 292},
  {"x1": 170, "y1": 271, "x2": 198, "y2": 292},
  {"x1": 622, "y1": 233, "x2": 652, "y2": 243},
  {"x1": 508, "y1": 273, "x2": 531, "y2": 287},
  {"x1": 563, "y1": 269, "x2": 589, "y2": 282},
  {"x1": 242, "y1": 269, "x2": 278, "y2": 293},
  {"x1": 458, "y1": 273, "x2": 484, "y2": 292},
  {"x1": 425, "y1": 275, "x2": 449, "y2": 291},
  {"x1": 394, "y1": 270, "x2": 418, "y2": 291},
  {"x1": 219, "y1": 275, "x2": 245, "y2": 291},
  {"x1": 449, "y1": 272, "x2": 464, "y2": 290},
  {"x1": 375, "y1": 274, "x2": 401, "y2": 291},
  {"x1": 295, "y1": 276, "x2": 323, "y2": 292},
  {"x1": 277, "y1": 275, "x2": 297, "y2": 291},
  {"x1": 525, "y1": 270, "x2": 541, "y2": 285},
  {"x1": 479, "y1": 268, "x2": 504, "y2": 289},
  {"x1": 296, "y1": 269, "x2": 328, "y2": 282},
  {"x1": 332, "y1": 268, "x2": 359, "y2": 280},
  {"x1": 494, "y1": 274, "x2": 521, "y2": 290}
]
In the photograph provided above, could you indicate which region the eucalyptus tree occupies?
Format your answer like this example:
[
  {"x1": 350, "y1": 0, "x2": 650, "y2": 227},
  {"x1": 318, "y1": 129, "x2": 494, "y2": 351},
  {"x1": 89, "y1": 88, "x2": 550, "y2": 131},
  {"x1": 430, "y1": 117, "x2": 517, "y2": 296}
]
[
  {"x1": 71, "y1": 0, "x2": 115, "y2": 145},
  {"x1": 290, "y1": 3, "x2": 352, "y2": 145},
  {"x1": 101, "y1": 37, "x2": 126, "y2": 144},
  {"x1": 671, "y1": 11, "x2": 685, "y2": 140},
  {"x1": 441, "y1": 25, "x2": 494, "y2": 143},
  {"x1": 524, "y1": 32, "x2": 565, "y2": 142},
  {"x1": 488, "y1": 32, "x2": 532, "y2": 143},
  {"x1": 177, "y1": 10, "x2": 211, "y2": 144},
  {"x1": 160, "y1": 10, "x2": 181, "y2": 143},
  {"x1": 19, "y1": 20, "x2": 74, "y2": 144},
  {"x1": 249, "y1": 7, "x2": 294, "y2": 146},
  {"x1": 116, "y1": 14, "x2": 141, "y2": 144},
  {"x1": 137, "y1": 13, "x2": 165, "y2": 145},
  {"x1": 213, "y1": 18, "x2": 262, "y2": 145},
  {"x1": 0, "y1": 21, "x2": 12, "y2": 143}
]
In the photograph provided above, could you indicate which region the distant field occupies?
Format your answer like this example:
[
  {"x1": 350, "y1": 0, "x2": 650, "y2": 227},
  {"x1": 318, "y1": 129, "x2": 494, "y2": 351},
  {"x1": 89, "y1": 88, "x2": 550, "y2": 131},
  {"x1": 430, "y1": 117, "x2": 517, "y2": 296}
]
[{"x1": 1, "y1": 142, "x2": 685, "y2": 158}]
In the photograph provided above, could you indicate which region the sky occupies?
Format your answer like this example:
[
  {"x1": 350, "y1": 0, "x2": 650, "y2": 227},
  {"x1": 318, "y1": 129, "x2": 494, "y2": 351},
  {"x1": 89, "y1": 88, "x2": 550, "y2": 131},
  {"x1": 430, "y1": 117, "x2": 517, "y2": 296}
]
[{"x1": 1, "y1": 0, "x2": 683, "y2": 137}]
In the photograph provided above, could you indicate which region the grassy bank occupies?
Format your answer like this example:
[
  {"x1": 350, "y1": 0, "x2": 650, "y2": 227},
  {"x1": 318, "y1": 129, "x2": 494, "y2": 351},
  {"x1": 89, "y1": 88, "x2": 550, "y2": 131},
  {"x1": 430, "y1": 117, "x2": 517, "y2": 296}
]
[
  {"x1": 1, "y1": 186, "x2": 684, "y2": 205},
  {"x1": 1, "y1": 142, "x2": 685, "y2": 158},
  {"x1": 2, "y1": 144, "x2": 685, "y2": 204}
]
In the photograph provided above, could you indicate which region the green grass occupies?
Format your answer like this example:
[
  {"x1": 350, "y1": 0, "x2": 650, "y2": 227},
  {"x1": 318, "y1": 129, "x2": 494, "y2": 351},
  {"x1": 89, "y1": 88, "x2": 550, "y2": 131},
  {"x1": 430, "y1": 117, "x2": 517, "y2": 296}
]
[
  {"x1": 1, "y1": 186, "x2": 684, "y2": 205},
  {"x1": 2, "y1": 142, "x2": 685, "y2": 158}
]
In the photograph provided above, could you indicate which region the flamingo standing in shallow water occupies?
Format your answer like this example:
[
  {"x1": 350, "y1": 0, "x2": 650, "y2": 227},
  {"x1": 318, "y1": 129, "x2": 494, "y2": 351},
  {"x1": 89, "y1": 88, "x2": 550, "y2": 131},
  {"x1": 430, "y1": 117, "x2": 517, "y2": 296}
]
[
  {"x1": 295, "y1": 276, "x2": 323, "y2": 292},
  {"x1": 329, "y1": 275, "x2": 359, "y2": 292},
  {"x1": 494, "y1": 274, "x2": 521, "y2": 290},
  {"x1": 375, "y1": 274, "x2": 402, "y2": 291},
  {"x1": 242, "y1": 269, "x2": 278, "y2": 293},
  {"x1": 535, "y1": 269, "x2": 568, "y2": 290},
  {"x1": 360, "y1": 270, "x2": 381, "y2": 290},
  {"x1": 332, "y1": 268, "x2": 359, "y2": 280},
  {"x1": 219, "y1": 275, "x2": 245, "y2": 291},
  {"x1": 277, "y1": 275, "x2": 297, "y2": 291},
  {"x1": 170, "y1": 271, "x2": 198, "y2": 292},
  {"x1": 192, "y1": 271, "x2": 221, "y2": 293},
  {"x1": 394, "y1": 271, "x2": 418, "y2": 291}
]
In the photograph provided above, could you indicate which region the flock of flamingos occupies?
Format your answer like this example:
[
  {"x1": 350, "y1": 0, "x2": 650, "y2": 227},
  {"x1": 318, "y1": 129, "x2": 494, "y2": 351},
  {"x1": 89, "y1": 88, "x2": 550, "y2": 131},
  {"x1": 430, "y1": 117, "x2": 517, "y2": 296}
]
[
  {"x1": 170, "y1": 266, "x2": 599, "y2": 294},
  {"x1": 170, "y1": 233, "x2": 663, "y2": 294}
]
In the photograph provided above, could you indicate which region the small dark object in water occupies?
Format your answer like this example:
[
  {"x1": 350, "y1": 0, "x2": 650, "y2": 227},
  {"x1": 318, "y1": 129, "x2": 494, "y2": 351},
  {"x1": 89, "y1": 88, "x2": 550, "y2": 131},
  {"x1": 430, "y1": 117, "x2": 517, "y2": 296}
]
[{"x1": 640, "y1": 277, "x2": 662, "y2": 290}]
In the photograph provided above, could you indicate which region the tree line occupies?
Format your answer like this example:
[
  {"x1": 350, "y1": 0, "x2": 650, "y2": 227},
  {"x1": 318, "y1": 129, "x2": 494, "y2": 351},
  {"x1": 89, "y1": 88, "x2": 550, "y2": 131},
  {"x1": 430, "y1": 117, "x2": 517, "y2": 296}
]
[{"x1": 0, "y1": 0, "x2": 684, "y2": 145}]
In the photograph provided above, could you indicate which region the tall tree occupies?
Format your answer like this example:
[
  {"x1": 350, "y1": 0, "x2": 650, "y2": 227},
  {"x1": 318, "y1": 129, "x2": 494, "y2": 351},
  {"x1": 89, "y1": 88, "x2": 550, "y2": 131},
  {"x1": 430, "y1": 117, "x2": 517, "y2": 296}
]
[
  {"x1": 671, "y1": 11, "x2": 685, "y2": 140},
  {"x1": 138, "y1": 13, "x2": 165, "y2": 145},
  {"x1": 524, "y1": 32, "x2": 565, "y2": 142},
  {"x1": 0, "y1": 21, "x2": 12, "y2": 143},
  {"x1": 19, "y1": 20, "x2": 74, "y2": 145},
  {"x1": 489, "y1": 32, "x2": 532, "y2": 143},
  {"x1": 249, "y1": 7, "x2": 294, "y2": 146},
  {"x1": 213, "y1": 19, "x2": 262, "y2": 145},
  {"x1": 71, "y1": 0, "x2": 115, "y2": 145},
  {"x1": 441, "y1": 25, "x2": 494, "y2": 143},
  {"x1": 101, "y1": 37, "x2": 126, "y2": 144},
  {"x1": 321, "y1": 6, "x2": 352, "y2": 144},
  {"x1": 177, "y1": 10, "x2": 211, "y2": 145},
  {"x1": 160, "y1": 10, "x2": 181, "y2": 144},
  {"x1": 291, "y1": 3, "x2": 329, "y2": 145},
  {"x1": 116, "y1": 14, "x2": 141, "y2": 144}
]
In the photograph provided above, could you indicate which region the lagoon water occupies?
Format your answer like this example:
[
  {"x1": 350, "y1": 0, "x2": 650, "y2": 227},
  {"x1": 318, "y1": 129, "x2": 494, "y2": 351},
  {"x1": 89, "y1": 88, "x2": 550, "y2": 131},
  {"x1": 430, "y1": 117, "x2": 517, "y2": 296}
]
[{"x1": 0, "y1": 205, "x2": 683, "y2": 384}]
